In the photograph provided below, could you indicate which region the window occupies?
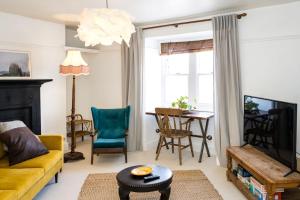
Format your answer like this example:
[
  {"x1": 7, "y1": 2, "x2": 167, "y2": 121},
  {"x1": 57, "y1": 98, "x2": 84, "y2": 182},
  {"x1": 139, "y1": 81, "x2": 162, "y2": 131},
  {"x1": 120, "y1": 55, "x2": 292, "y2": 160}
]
[{"x1": 161, "y1": 50, "x2": 214, "y2": 111}]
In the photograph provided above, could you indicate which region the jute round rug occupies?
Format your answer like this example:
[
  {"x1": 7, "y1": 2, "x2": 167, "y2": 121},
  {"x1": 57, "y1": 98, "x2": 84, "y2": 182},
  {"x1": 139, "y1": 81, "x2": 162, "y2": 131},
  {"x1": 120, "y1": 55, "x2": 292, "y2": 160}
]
[{"x1": 78, "y1": 170, "x2": 223, "y2": 200}]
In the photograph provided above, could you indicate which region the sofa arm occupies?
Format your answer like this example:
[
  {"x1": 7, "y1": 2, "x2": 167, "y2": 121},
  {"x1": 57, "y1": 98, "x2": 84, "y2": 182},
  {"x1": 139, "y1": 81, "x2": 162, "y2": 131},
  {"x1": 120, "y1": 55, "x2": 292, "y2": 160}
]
[{"x1": 38, "y1": 135, "x2": 64, "y2": 151}]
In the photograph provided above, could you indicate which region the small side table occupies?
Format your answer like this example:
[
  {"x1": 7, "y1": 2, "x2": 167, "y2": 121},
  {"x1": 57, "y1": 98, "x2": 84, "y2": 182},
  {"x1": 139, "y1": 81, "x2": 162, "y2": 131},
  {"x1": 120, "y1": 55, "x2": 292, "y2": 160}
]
[
  {"x1": 66, "y1": 114, "x2": 93, "y2": 142},
  {"x1": 116, "y1": 165, "x2": 173, "y2": 200}
]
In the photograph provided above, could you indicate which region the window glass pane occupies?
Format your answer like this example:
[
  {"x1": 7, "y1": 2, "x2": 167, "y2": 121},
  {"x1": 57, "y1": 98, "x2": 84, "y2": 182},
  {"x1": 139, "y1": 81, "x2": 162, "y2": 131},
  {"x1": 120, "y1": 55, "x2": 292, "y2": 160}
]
[
  {"x1": 197, "y1": 51, "x2": 213, "y2": 74},
  {"x1": 165, "y1": 75, "x2": 188, "y2": 107},
  {"x1": 198, "y1": 74, "x2": 213, "y2": 105},
  {"x1": 165, "y1": 54, "x2": 189, "y2": 74}
]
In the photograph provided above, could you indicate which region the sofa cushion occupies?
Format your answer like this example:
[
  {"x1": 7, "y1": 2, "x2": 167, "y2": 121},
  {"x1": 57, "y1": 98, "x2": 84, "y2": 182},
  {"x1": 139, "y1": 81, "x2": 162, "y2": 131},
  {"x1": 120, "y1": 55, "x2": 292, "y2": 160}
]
[
  {"x1": 0, "y1": 190, "x2": 17, "y2": 200},
  {"x1": 0, "y1": 141, "x2": 5, "y2": 159},
  {"x1": 0, "y1": 168, "x2": 44, "y2": 199},
  {"x1": 0, "y1": 150, "x2": 62, "y2": 172},
  {"x1": 93, "y1": 138, "x2": 125, "y2": 148},
  {"x1": 0, "y1": 121, "x2": 49, "y2": 166},
  {"x1": 0, "y1": 156, "x2": 8, "y2": 168}
]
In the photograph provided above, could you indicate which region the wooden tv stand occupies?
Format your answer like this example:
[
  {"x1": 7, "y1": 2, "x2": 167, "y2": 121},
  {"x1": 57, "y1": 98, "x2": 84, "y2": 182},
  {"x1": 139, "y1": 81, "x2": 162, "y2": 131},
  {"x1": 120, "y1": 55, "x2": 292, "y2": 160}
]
[{"x1": 227, "y1": 145, "x2": 300, "y2": 200}]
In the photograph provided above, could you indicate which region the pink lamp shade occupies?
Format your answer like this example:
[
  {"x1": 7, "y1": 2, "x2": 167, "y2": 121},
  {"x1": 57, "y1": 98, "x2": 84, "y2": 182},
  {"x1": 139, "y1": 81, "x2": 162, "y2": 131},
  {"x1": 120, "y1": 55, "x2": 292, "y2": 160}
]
[{"x1": 60, "y1": 50, "x2": 90, "y2": 76}]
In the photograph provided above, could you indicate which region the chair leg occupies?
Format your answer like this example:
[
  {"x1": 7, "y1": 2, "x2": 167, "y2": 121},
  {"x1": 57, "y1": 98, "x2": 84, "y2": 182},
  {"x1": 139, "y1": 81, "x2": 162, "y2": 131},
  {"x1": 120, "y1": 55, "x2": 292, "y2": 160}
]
[
  {"x1": 55, "y1": 172, "x2": 58, "y2": 183},
  {"x1": 124, "y1": 147, "x2": 128, "y2": 163},
  {"x1": 91, "y1": 152, "x2": 94, "y2": 165},
  {"x1": 171, "y1": 138, "x2": 174, "y2": 153},
  {"x1": 163, "y1": 137, "x2": 169, "y2": 149},
  {"x1": 156, "y1": 136, "x2": 162, "y2": 154},
  {"x1": 82, "y1": 136, "x2": 84, "y2": 142},
  {"x1": 178, "y1": 138, "x2": 182, "y2": 165},
  {"x1": 156, "y1": 136, "x2": 163, "y2": 160},
  {"x1": 188, "y1": 136, "x2": 194, "y2": 157}
]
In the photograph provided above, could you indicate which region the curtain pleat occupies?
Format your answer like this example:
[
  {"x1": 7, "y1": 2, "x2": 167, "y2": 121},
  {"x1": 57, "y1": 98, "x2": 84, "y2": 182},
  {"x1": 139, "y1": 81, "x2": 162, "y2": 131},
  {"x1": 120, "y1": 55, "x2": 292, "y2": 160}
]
[
  {"x1": 213, "y1": 15, "x2": 243, "y2": 166},
  {"x1": 121, "y1": 27, "x2": 143, "y2": 151}
]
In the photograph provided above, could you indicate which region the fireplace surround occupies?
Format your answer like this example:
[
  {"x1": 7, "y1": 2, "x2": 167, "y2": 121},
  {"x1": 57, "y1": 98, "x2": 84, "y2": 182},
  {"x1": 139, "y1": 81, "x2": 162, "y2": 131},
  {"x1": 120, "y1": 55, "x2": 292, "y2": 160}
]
[{"x1": 0, "y1": 79, "x2": 52, "y2": 134}]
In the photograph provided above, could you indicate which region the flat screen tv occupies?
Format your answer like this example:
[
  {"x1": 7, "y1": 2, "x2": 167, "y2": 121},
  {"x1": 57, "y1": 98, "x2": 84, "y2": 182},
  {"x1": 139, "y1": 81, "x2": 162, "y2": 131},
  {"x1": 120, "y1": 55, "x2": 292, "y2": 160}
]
[{"x1": 244, "y1": 95, "x2": 297, "y2": 174}]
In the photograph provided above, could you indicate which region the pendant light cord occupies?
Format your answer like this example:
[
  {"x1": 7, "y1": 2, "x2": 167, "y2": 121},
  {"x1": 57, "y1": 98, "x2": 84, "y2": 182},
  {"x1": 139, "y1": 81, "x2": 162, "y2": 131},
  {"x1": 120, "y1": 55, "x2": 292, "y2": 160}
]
[{"x1": 106, "y1": 0, "x2": 109, "y2": 8}]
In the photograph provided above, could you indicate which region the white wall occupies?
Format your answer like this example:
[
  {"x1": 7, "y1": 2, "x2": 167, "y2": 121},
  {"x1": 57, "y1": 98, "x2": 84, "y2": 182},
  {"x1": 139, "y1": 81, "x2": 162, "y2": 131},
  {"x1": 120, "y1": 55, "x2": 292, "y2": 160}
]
[
  {"x1": 0, "y1": 12, "x2": 66, "y2": 136},
  {"x1": 66, "y1": 44, "x2": 122, "y2": 120},
  {"x1": 239, "y1": 1, "x2": 300, "y2": 154}
]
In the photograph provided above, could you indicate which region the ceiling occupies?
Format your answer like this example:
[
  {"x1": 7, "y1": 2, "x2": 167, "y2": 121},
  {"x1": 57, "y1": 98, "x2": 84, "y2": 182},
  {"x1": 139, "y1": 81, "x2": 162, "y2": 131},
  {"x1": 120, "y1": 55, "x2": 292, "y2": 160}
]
[{"x1": 0, "y1": 0, "x2": 298, "y2": 25}]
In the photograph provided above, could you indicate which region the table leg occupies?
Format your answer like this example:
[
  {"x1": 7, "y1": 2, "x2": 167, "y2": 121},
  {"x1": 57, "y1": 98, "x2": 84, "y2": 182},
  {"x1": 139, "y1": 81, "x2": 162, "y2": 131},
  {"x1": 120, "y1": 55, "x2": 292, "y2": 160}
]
[
  {"x1": 266, "y1": 185, "x2": 275, "y2": 200},
  {"x1": 227, "y1": 152, "x2": 232, "y2": 181},
  {"x1": 118, "y1": 187, "x2": 130, "y2": 200},
  {"x1": 198, "y1": 118, "x2": 211, "y2": 163},
  {"x1": 160, "y1": 186, "x2": 171, "y2": 200}
]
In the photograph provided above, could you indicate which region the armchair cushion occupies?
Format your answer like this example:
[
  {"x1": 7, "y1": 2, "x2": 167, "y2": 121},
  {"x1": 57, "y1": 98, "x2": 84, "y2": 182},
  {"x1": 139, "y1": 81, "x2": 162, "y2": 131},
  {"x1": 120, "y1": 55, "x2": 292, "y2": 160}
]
[
  {"x1": 93, "y1": 138, "x2": 125, "y2": 148},
  {"x1": 99, "y1": 129, "x2": 125, "y2": 139}
]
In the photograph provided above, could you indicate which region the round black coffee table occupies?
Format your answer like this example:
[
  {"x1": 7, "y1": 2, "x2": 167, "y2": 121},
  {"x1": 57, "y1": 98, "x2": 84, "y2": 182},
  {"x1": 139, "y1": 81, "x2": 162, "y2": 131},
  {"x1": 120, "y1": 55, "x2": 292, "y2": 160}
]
[{"x1": 116, "y1": 165, "x2": 173, "y2": 200}]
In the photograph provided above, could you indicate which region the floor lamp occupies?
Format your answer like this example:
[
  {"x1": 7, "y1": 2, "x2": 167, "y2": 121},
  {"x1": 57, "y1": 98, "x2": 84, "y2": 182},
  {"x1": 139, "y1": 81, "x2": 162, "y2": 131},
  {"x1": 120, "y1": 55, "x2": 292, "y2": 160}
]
[{"x1": 60, "y1": 50, "x2": 90, "y2": 162}]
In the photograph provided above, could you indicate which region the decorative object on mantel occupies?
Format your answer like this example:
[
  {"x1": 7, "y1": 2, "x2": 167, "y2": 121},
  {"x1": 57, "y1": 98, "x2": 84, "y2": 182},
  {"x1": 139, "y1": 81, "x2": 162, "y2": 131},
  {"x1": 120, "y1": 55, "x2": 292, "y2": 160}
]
[
  {"x1": 60, "y1": 50, "x2": 89, "y2": 162},
  {"x1": 0, "y1": 50, "x2": 31, "y2": 78},
  {"x1": 76, "y1": 0, "x2": 135, "y2": 47}
]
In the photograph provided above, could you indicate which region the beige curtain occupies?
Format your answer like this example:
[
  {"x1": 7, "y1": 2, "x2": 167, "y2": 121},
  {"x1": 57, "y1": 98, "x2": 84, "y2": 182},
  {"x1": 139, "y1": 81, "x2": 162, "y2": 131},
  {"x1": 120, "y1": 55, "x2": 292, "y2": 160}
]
[
  {"x1": 121, "y1": 27, "x2": 143, "y2": 151},
  {"x1": 213, "y1": 15, "x2": 243, "y2": 166}
]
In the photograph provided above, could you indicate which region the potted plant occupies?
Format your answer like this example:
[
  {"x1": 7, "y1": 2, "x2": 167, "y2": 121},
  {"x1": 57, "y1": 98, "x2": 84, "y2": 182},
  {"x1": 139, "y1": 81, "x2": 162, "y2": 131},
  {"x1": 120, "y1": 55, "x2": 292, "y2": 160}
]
[{"x1": 171, "y1": 96, "x2": 191, "y2": 110}]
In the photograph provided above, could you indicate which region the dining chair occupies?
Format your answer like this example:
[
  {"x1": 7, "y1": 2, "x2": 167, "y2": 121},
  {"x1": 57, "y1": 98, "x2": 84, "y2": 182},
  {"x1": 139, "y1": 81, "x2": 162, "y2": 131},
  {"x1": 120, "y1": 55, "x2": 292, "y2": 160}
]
[
  {"x1": 90, "y1": 106, "x2": 130, "y2": 164},
  {"x1": 155, "y1": 107, "x2": 194, "y2": 165}
]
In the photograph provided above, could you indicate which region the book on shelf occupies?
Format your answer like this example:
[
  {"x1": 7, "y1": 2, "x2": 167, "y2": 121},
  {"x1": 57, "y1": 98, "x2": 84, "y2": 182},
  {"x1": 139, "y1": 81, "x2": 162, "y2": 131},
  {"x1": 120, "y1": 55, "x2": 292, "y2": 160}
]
[
  {"x1": 234, "y1": 166, "x2": 284, "y2": 200},
  {"x1": 250, "y1": 176, "x2": 283, "y2": 200}
]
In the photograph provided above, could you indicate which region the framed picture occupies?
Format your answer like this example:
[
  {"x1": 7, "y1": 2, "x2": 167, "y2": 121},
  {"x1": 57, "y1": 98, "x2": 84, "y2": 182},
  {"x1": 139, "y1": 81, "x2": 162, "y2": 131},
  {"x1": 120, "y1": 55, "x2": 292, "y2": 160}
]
[{"x1": 0, "y1": 49, "x2": 31, "y2": 79}]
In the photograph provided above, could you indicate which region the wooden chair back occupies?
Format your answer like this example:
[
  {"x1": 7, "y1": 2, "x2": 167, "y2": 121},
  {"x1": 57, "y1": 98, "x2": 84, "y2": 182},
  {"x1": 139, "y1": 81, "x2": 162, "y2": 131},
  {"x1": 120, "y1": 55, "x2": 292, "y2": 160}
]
[{"x1": 155, "y1": 108, "x2": 184, "y2": 137}]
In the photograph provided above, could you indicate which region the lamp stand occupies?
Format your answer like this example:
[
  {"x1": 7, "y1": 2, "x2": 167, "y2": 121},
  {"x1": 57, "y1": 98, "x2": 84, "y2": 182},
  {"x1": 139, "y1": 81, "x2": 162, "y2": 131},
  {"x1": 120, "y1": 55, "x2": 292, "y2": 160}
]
[{"x1": 64, "y1": 75, "x2": 85, "y2": 162}]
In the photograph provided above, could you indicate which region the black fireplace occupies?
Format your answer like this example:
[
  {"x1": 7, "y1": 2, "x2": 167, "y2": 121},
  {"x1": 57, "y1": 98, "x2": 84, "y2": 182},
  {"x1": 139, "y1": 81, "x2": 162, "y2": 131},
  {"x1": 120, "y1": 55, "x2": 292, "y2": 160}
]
[{"x1": 0, "y1": 79, "x2": 52, "y2": 134}]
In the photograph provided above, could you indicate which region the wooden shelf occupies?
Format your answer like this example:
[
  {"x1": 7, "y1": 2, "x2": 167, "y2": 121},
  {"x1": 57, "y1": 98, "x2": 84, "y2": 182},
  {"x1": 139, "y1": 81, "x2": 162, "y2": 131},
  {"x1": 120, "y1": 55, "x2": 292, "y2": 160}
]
[
  {"x1": 227, "y1": 171, "x2": 256, "y2": 200},
  {"x1": 227, "y1": 145, "x2": 300, "y2": 200}
]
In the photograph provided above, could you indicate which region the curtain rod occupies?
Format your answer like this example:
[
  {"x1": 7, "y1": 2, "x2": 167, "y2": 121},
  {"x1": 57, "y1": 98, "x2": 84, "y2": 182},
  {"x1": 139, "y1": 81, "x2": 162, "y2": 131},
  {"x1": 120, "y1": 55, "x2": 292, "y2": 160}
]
[{"x1": 142, "y1": 13, "x2": 247, "y2": 30}]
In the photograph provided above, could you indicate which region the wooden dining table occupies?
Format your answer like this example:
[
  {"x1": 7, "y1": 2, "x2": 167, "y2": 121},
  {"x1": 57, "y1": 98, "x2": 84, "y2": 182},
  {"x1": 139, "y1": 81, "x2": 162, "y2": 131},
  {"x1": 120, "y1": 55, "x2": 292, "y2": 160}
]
[{"x1": 145, "y1": 110, "x2": 214, "y2": 162}]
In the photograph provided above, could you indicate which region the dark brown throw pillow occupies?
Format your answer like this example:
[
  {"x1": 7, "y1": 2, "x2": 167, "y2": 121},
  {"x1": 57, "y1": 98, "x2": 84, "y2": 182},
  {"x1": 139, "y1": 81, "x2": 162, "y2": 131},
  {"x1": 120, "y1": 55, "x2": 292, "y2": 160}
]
[{"x1": 0, "y1": 121, "x2": 48, "y2": 166}]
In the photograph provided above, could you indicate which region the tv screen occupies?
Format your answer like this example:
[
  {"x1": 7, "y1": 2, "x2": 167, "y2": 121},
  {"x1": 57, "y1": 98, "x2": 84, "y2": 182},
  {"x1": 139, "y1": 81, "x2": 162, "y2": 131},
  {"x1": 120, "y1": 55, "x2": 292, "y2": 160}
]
[{"x1": 244, "y1": 95, "x2": 297, "y2": 171}]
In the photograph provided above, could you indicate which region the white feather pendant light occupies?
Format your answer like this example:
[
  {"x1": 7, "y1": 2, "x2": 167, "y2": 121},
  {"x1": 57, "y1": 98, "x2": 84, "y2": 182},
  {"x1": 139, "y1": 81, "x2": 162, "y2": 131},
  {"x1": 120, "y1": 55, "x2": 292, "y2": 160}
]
[{"x1": 76, "y1": 4, "x2": 135, "y2": 47}]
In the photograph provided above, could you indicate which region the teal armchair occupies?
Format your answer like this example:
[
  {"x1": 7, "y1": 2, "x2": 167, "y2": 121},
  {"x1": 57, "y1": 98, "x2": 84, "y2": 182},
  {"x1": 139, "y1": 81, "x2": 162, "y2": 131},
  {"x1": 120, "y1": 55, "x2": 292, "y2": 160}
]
[{"x1": 90, "y1": 106, "x2": 130, "y2": 164}]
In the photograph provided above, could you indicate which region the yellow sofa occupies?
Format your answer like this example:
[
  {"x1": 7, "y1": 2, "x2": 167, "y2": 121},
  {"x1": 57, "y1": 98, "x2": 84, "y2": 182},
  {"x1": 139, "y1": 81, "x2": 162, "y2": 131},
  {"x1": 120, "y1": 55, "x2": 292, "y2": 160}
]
[{"x1": 0, "y1": 135, "x2": 64, "y2": 200}]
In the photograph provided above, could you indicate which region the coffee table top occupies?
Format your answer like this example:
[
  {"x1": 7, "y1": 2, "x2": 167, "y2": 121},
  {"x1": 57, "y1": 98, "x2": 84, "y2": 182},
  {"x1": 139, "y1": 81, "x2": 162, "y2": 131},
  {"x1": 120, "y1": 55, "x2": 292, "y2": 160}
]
[{"x1": 116, "y1": 165, "x2": 173, "y2": 192}]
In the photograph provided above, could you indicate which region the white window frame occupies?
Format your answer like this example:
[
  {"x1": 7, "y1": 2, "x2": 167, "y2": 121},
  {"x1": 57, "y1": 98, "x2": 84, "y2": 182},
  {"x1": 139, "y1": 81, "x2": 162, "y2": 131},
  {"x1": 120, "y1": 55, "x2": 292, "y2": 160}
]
[{"x1": 161, "y1": 51, "x2": 214, "y2": 111}]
